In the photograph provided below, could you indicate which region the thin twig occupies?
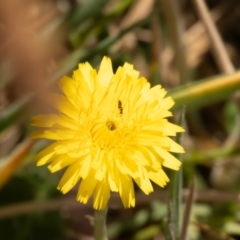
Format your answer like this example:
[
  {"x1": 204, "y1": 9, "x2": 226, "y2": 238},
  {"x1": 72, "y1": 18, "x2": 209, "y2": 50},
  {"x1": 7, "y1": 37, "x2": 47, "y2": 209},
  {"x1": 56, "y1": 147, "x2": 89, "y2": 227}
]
[
  {"x1": 0, "y1": 189, "x2": 240, "y2": 220},
  {"x1": 192, "y1": 0, "x2": 240, "y2": 190},
  {"x1": 181, "y1": 178, "x2": 196, "y2": 240},
  {"x1": 158, "y1": 0, "x2": 189, "y2": 84},
  {"x1": 192, "y1": 0, "x2": 234, "y2": 74},
  {"x1": 150, "y1": 14, "x2": 164, "y2": 86}
]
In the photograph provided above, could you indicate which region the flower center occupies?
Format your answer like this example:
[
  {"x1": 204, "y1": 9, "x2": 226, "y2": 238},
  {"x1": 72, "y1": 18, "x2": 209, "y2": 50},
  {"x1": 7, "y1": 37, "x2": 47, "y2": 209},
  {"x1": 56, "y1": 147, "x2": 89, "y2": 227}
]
[{"x1": 106, "y1": 121, "x2": 116, "y2": 131}]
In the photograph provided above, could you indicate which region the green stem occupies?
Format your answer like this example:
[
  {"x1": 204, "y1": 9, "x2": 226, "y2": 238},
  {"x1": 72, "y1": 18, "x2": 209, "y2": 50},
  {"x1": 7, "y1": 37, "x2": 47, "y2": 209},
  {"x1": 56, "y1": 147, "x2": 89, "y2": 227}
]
[
  {"x1": 167, "y1": 107, "x2": 185, "y2": 240},
  {"x1": 94, "y1": 207, "x2": 108, "y2": 240}
]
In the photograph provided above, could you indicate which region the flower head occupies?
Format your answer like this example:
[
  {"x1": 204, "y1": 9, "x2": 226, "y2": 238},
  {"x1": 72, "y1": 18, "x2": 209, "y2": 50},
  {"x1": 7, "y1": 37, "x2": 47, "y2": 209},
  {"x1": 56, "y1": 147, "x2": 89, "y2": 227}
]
[{"x1": 31, "y1": 57, "x2": 184, "y2": 210}]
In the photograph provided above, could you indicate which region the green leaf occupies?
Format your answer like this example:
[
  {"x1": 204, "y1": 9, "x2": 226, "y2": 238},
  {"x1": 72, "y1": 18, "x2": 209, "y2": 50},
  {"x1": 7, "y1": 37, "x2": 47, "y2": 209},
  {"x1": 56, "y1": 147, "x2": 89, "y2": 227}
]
[{"x1": 170, "y1": 71, "x2": 240, "y2": 110}]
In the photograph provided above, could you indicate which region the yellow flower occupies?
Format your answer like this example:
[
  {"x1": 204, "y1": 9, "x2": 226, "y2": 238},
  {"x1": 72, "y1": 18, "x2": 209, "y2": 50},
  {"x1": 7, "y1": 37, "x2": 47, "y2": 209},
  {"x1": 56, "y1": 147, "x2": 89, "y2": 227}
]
[{"x1": 31, "y1": 57, "x2": 184, "y2": 210}]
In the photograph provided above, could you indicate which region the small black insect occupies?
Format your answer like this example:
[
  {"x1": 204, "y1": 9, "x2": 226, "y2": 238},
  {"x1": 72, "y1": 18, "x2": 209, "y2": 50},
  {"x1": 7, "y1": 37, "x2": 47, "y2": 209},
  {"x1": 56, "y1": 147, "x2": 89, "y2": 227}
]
[{"x1": 118, "y1": 100, "x2": 123, "y2": 115}]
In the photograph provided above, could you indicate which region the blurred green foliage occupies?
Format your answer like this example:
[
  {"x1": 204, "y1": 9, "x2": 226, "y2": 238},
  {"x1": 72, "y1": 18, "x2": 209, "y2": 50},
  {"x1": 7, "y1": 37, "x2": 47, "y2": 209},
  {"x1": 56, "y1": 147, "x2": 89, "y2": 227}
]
[{"x1": 1, "y1": 0, "x2": 240, "y2": 239}]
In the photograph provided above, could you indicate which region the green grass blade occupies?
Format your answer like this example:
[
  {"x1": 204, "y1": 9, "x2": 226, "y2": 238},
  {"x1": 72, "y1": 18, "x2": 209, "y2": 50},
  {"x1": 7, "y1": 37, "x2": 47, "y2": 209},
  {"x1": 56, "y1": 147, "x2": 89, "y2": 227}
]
[
  {"x1": 166, "y1": 107, "x2": 185, "y2": 240},
  {"x1": 170, "y1": 71, "x2": 240, "y2": 110}
]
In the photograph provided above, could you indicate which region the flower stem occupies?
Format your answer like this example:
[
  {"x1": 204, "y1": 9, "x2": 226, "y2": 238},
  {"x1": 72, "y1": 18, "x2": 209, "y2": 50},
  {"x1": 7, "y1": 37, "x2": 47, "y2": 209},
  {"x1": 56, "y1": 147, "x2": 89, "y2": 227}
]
[{"x1": 94, "y1": 207, "x2": 108, "y2": 240}]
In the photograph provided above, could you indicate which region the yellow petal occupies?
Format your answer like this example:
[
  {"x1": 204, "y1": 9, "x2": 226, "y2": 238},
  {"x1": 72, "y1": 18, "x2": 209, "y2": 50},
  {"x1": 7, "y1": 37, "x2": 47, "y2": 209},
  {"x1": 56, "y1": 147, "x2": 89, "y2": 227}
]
[
  {"x1": 57, "y1": 162, "x2": 81, "y2": 194},
  {"x1": 148, "y1": 169, "x2": 169, "y2": 187},
  {"x1": 134, "y1": 167, "x2": 153, "y2": 195},
  {"x1": 77, "y1": 170, "x2": 97, "y2": 204},
  {"x1": 48, "y1": 154, "x2": 78, "y2": 172},
  {"x1": 59, "y1": 76, "x2": 76, "y2": 96},
  {"x1": 78, "y1": 62, "x2": 95, "y2": 92},
  {"x1": 162, "y1": 122, "x2": 185, "y2": 136},
  {"x1": 35, "y1": 143, "x2": 58, "y2": 165},
  {"x1": 117, "y1": 173, "x2": 135, "y2": 208},
  {"x1": 31, "y1": 114, "x2": 78, "y2": 130},
  {"x1": 50, "y1": 94, "x2": 79, "y2": 119},
  {"x1": 153, "y1": 146, "x2": 181, "y2": 170},
  {"x1": 167, "y1": 138, "x2": 185, "y2": 153},
  {"x1": 79, "y1": 154, "x2": 91, "y2": 179},
  {"x1": 93, "y1": 178, "x2": 110, "y2": 210},
  {"x1": 98, "y1": 56, "x2": 113, "y2": 88}
]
